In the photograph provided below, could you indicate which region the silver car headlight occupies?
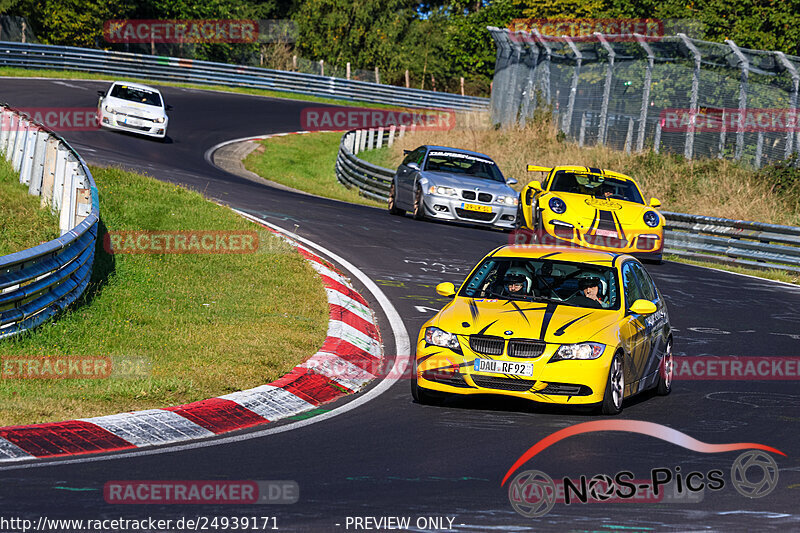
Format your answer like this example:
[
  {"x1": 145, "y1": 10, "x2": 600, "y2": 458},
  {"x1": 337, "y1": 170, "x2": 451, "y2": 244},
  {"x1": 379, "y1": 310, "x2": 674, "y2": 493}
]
[
  {"x1": 428, "y1": 186, "x2": 457, "y2": 197},
  {"x1": 550, "y1": 342, "x2": 605, "y2": 362},
  {"x1": 425, "y1": 327, "x2": 460, "y2": 349},
  {"x1": 496, "y1": 195, "x2": 519, "y2": 206}
]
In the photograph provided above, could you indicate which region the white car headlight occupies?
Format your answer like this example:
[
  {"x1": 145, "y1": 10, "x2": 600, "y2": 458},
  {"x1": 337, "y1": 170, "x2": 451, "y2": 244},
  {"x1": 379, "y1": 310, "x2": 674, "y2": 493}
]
[
  {"x1": 551, "y1": 342, "x2": 605, "y2": 362},
  {"x1": 154, "y1": 117, "x2": 166, "y2": 124},
  {"x1": 428, "y1": 186, "x2": 457, "y2": 197},
  {"x1": 425, "y1": 327, "x2": 460, "y2": 350},
  {"x1": 496, "y1": 195, "x2": 519, "y2": 206}
]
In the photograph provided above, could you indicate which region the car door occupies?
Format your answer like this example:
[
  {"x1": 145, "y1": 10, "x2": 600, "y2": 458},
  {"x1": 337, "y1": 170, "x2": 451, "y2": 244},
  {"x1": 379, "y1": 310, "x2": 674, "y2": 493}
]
[
  {"x1": 629, "y1": 262, "x2": 668, "y2": 384},
  {"x1": 396, "y1": 147, "x2": 426, "y2": 208},
  {"x1": 619, "y1": 260, "x2": 651, "y2": 392}
]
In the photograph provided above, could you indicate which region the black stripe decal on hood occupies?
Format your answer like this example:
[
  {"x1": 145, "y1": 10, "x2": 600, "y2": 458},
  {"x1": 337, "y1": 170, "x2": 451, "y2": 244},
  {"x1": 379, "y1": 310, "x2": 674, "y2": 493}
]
[
  {"x1": 539, "y1": 302, "x2": 558, "y2": 340},
  {"x1": 477, "y1": 320, "x2": 498, "y2": 335},
  {"x1": 553, "y1": 313, "x2": 591, "y2": 336},
  {"x1": 468, "y1": 299, "x2": 480, "y2": 323}
]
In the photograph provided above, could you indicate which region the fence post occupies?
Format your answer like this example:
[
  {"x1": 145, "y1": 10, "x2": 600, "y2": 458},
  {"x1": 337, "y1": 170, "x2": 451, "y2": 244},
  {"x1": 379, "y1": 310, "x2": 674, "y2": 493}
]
[
  {"x1": 775, "y1": 52, "x2": 798, "y2": 159},
  {"x1": 624, "y1": 117, "x2": 634, "y2": 154},
  {"x1": 718, "y1": 109, "x2": 727, "y2": 158},
  {"x1": 359, "y1": 128, "x2": 367, "y2": 152},
  {"x1": 374, "y1": 66, "x2": 380, "y2": 84},
  {"x1": 635, "y1": 34, "x2": 655, "y2": 152},
  {"x1": 578, "y1": 112, "x2": 587, "y2": 147},
  {"x1": 367, "y1": 128, "x2": 375, "y2": 150},
  {"x1": 562, "y1": 37, "x2": 582, "y2": 136},
  {"x1": 398, "y1": 124, "x2": 406, "y2": 138},
  {"x1": 353, "y1": 130, "x2": 361, "y2": 155},
  {"x1": 679, "y1": 34, "x2": 701, "y2": 160},
  {"x1": 654, "y1": 121, "x2": 662, "y2": 153},
  {"x1": 346, "y1": 62, "x2": 351, "y2": 80},
  {"x1": 487, "y1": 27, "x2": 513, "y2": 127},
  {"x1": 595, "y1": 33, "x2": 615, "y2": 145},
  {"x1": 405, "y1": 70, "x2": 410, "y2": 88},
  {"x1": 460, "y1": 77, "x2": 465, "y2": 96},
  {"x1": 503, "y1": 32, "x2": 524, "y2": 127},
  {"x1": 388, "y1": 125, "x2": 396, "y2": 146},
  {"x1": 292, "y1": 55, "x2": 297, "y2": 70},
  {"x1": 517, "y1": 31, "x2": 539, "y2": 127},
  {"x1": 376, "y1": 126, "x2": 384, "y2": 149},
  {"x1": 319, "y1": 59, "x2": 324, "y2": 76},
  {"x1": 726, "y1": 39, "x2": 749, "y2": 161},
  {"x1": 755, "y1": 131, "x2": 764, "y2": 169},
  {"x1": 532, "y1": 30, "x2": 552, "y2": 105}
]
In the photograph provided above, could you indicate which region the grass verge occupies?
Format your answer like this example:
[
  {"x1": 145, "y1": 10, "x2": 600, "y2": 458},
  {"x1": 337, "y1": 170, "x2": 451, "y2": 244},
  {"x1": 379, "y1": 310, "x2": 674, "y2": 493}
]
[
  {"x1": 243, "y1": 132, "x2": 384, "y2": 208},
  {"x1": 0, "y1": 155, "x2": 59, "y2": 256},
  {"x1": 0, "y1": 165, "x2": 328, "y2": 426},
  {"x1": 0, "y1": 66, "x2": 399, "y2": 110}
]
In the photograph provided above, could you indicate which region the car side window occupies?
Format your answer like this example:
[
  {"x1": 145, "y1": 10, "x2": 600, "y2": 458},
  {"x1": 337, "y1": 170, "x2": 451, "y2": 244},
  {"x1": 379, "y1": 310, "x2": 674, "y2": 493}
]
[
  {"x1": 630, "y1": 262, "x2": 656, "y2": 301},
  {"x1": 402, "y1": 147, "x2": 426, "y2": 167},
  {"x1": 621, "y1": 262, "x2": 645, "y2": 308}
]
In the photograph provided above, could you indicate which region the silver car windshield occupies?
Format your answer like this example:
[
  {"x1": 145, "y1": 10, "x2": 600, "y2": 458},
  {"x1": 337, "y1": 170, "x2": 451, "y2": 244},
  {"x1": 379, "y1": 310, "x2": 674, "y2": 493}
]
[
  {"x1": 110, "y1": 85, "x2": 162, "y2": 107},
  {"x1": 424, "y1": 151, "x2": 505, "y2": 182}
]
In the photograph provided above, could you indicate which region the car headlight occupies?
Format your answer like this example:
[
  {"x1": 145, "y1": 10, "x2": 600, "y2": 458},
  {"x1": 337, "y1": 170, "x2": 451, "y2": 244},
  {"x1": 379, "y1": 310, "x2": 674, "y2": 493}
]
[
  {"x1": 429, "y1": 185, "x2": 457, "y2": 197},
  {"x1": 549, "y1": 197, "x2": 567, "y2": 214},
  {"x1": 154, "y1": 117, "x2": 166, "y2": 124},
  {"x1": 425, "y1": 327, "x2": 460, "y2": 350},
  {"x1": 550, "y1": 342, "x2": 605, "y2": 362},
  {"x1": 643, "y1": 211, "x2": 660, "y2": 227},
  {"x1": 496, "y1": 195, "x2": 519, "y2": 206},
  {"x1": 103, "y1": 105, "x2": 116, "y2": 114}
]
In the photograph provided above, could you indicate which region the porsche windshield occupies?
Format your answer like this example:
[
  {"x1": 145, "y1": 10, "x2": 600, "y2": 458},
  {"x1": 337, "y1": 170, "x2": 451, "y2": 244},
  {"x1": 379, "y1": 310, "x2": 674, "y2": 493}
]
[
  {"x1": 110, "y1": 85, "x2": 163, "y2": 107},
  {"x1": 424, "y1": 151, "x2": 505, "y2": 182},
  {"x1": 549, "y1": 171, "x2": 644, "y2": 204},
  {"x1": 459, "y1": 257, "x2": 620, "y2": 310}
]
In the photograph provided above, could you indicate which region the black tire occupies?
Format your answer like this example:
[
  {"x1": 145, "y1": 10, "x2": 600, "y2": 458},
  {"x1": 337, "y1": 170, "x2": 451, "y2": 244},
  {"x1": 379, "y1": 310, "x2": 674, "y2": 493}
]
[
  {"x1": 388, "y1": 183, "x2": 405, "y2": 216},
  {"x1": 412, "y1": 187, "x2": 425, "y2": 221},
  {"x1": 656, "y1": 339, "x2": 673, "y2": 396},
  {"x1": 600, "y1": 352, "x2": 624, "y2": 415},
  {"x1": 411, "y1": 376, "x2": 445, "y2": 405}
]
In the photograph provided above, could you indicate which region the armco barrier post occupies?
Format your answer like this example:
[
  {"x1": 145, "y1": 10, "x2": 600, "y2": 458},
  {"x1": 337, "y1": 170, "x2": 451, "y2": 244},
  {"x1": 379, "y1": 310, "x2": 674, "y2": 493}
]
[
  {"x1": 0, "y1": 107, "x2": 9, "y2": 152},
  {"x1": 13, "y1": 118, "x2": 30, "y2": 172},
  {"x1": 9, "y1": 116, "x2": 23, "y2": 167},
  {"x1": 40, "y1": 136, "x2": 58, "y2": 208},
  {"x1": 4, "y1": 112, "x2": 17, "y2": 160},
  {"x1": 28, "y1": 130, "x2": 48, "y2": 196},
  {"x1": 52, "y1": 146, "x2": 68, "y2": 213},
  {"x1": 59, "y1": 158, "x2": 78, "y2": 235},
  {"x1": 19, "y1": 125, "x2": 37, "y2": 185}
]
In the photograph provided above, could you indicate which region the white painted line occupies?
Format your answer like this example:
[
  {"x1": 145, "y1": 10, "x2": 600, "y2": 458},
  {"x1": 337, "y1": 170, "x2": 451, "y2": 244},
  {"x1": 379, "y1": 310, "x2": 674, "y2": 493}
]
[
  {"x1": 221, "y1": 385, "x2": 314, "y2": 420},
  {"x1": 0, "y1": 438, "x2": 33, "y2": 460},
  {"x1": 81, "y1": 410, "x2": 214, "y2": 447},
  {"x1": 0, "y1": 205, "x2": 409, "y2": 470}
]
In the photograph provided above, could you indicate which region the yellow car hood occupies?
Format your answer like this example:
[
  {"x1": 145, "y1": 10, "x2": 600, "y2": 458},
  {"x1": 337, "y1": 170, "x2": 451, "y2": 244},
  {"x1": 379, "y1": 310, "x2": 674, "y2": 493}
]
[{"x1": 434, "y1": 296, "x2": 619, "y2": 344}]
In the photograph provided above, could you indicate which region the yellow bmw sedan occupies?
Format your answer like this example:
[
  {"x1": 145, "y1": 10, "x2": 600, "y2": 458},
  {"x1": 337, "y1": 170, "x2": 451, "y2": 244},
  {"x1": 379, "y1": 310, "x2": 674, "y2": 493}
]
[{"x1": 412, "y1": 245, "x2": 673, "y2": 414}]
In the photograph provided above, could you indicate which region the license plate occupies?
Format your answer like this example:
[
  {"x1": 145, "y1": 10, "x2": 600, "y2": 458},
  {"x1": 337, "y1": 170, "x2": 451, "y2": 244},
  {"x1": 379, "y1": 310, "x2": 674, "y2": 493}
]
[
  {"x1": 462, "y1": 203, "x2": 492, "y2": 213},
  {"x1": 473, "y1": 358, "x2": 533, "y2": 377},
  {"x1": 595, "y1": 229, "x2": 617, "y2": 238},
  {"x1": 123, "y1": 118, "x2": 143, "y2": 127}
]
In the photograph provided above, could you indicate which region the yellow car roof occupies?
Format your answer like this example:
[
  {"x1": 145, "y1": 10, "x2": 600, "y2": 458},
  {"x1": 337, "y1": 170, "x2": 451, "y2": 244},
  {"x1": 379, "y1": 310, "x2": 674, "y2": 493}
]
[
  {"x1": 491, "y1": 245, "x2": 622, "y2": 263},
  {"x1": 528, "y1": 165, "x2": 636, "y2": 183}
]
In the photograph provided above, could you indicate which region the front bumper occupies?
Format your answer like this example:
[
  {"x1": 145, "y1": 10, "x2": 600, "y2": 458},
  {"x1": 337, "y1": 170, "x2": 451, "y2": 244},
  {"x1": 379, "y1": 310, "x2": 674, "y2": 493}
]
[
  {"x1": 414, "y1": 335, "x2": 611, "y2": 405},
  {"x1": 528, "y1": 221, "x2": 664, "y2": 257},
  {"x1": 100, "y1": 113, "x2": 167, "y2": 138},
  {"x1": 421, "y1": 193, "x2": 517, "y2": 229}
]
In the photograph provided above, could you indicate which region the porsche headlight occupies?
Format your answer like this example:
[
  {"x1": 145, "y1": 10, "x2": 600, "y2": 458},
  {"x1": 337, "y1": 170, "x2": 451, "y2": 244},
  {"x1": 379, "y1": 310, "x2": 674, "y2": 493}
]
[
  {"x1": 550, "y1": 342, "x2": 605, "y2": 362},
  {"x1": 496, "y1": 195, "x2": 519, "y2": 206},
  {"x1": 643, "y1": 211, "x2": 660, "y2": 227},
  {"x1": 549, "y1": 197, "x2": 567, "y2": 214},
  {"x1": 425, "y1": 327, "x2": 460, "y2": 349},
  {"x1": 429, "y1": 185, "x2": 457, "y2": 197}
]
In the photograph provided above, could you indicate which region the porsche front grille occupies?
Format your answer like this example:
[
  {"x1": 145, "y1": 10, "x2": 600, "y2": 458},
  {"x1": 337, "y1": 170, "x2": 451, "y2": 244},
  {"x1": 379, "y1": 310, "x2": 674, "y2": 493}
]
[
  {"x1": 472, "y1": 375, "x2": 536, "y2": 392},
  {"x1": 508, "y1": 339, "x2": 546, "y2": 358},
  {"x1": 469, "y1": 335, "x2": 504, "y2": 355}
]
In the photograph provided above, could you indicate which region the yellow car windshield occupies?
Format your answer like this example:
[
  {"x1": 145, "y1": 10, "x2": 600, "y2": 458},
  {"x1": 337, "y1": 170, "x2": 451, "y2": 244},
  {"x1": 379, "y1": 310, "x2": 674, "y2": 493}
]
[
  {"x1": 549, "y1": 171, "x2": 644, "y2": 204},
  {"x1": 459, "y1": 258, "x2": 620, "y2": 310}
]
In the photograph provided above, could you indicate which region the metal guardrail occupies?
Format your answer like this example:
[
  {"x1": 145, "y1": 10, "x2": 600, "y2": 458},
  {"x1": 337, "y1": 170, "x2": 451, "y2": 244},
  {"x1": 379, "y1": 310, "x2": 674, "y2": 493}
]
[
  {"x1": 0, "y1": 41, "x2": 489, "y2": 112},
  {"x1": 335, "y1": 129, "x2": 800, "y2": 273},
  {"x1": 0, "y1": 103, "x2": 99, "y2": 339}
]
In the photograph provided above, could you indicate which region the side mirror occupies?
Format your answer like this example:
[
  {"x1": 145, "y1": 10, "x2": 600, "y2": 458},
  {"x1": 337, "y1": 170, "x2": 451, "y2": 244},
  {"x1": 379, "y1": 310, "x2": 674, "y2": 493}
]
[
  {"x1": 649, "y1": 197, "x2": 661, "y2": 208},
  {"x1": 403, "y1": 149, "x2": 412, "y2": 155},
  {"x1": 506, "y1": 178, "x2": 518, "y2": 185},
  {"x1": 530, "y1": 180, "x2": 543, "y2": 192},
  {"x1": 407, "y1": 162, "x2": 421, "y2": 171},
  {"x1": 436, "y1": 282, "x2": 456, "y2": 298},
  {"x1": 629, "y1": 299, "x2": 657, "y2": 315},
  {"x1": 97, "y1": 90, "x2": 105, "y2": 97}
]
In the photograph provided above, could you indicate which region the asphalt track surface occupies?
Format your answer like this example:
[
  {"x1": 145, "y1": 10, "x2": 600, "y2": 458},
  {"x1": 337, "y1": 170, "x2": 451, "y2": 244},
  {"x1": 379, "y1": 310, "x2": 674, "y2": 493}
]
[{"x1": 1, "y1": 78, "x2": 800, "y2": 532}]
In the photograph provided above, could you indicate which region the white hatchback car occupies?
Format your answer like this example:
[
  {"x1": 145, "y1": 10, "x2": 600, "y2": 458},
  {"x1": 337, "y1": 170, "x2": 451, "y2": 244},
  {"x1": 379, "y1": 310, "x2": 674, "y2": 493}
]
[{"x1": 97, "y1": 82, "x2": 169, "y2": 139}]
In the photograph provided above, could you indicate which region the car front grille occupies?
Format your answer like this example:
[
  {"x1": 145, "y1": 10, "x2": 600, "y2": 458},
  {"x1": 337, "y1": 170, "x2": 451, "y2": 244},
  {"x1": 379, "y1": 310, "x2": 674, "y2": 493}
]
[
  {"x1": 462, "y1": 190, "x2": 476, "y2": 200},
  {"x1": 469, "y1": 335, "x2": 504, "y2": 355},
  {"x1": 455, "y1": 208, "x2": 495, "y2": 221},
  {"x1": 421, "y1": 370, "x2": 470, "y2": 388},
  {"x1": 584, "y1": 234, "x2": 627, "y2": 248},
  {"x1": 478, "y1": 192, "x2": 492, "y2": 203},
  {"x1": 472, "y1": 375, "x2": 536, "y2": 392},
  {"x1": 539, "y1": 382, "x2": 592, "y2": 396},
  {"x1": 508, "y1": 339, "x2": 547, "y2": 358}
]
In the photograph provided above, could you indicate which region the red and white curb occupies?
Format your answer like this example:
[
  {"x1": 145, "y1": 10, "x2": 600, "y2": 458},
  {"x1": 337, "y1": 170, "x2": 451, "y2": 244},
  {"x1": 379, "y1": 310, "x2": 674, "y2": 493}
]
[{"x1": 0, "y1": 222, "x2": 382, "y2": 462}]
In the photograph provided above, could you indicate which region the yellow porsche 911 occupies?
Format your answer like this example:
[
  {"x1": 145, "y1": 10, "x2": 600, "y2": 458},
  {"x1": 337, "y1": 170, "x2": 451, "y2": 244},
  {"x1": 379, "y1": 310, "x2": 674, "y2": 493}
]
[
  {"x1": 412, "y1": 245, "x2": 673, "y2": 414},
  {"x1": 517, "y1": 166, "x2": 664, "y2": 261}
]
